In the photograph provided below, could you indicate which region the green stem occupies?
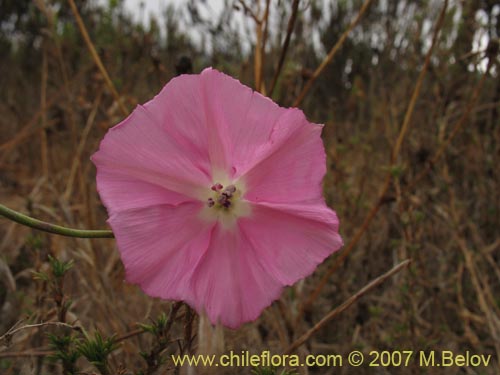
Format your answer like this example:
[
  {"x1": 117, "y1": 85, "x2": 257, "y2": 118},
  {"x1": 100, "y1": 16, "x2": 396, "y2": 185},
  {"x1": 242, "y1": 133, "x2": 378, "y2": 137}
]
[{"x1": 0, "y1": 204, "x2": 114, "y2": 238}]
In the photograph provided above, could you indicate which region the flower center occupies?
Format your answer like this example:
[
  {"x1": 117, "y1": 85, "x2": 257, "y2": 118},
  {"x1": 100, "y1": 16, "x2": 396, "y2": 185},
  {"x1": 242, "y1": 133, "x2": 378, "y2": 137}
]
[
  {"x1": 199, "y1": 178, "x2": 251, "y2": 229},
  {"x1": 207, "y1": 183, "x2": 237, "y2": 210}
]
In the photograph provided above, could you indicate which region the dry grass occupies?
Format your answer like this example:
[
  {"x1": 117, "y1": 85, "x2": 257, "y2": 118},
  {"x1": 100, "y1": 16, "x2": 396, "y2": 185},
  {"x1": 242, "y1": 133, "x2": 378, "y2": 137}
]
[{"x1": 0, "y1": 1, "x2": 499, "y2": 374}]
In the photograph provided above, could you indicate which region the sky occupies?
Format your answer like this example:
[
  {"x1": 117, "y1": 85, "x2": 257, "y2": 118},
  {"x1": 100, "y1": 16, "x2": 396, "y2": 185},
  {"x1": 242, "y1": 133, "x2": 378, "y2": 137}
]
[
  {"x1": 97, "y1": 0, "x2": 244, "y2": 51},
  {"x1": 96, "y1": 0, "x2": 495, "y2": 72}
]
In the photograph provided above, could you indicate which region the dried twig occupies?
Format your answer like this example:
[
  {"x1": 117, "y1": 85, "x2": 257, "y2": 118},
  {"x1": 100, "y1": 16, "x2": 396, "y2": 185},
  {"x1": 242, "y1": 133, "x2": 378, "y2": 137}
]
[
  {"x1": 67, "y1": 0, "x2": 128, "y2": 117},
  {"x1": 64, "y1": 89, "x2": 103, "y2": 201},
  {"x1": 404, "y1": 58, "x2": 493, "y2": 193},
  {"x1": 285, "y1": 259, "x2": 411, "y2": 354},
  {"x1": 269, "y1": 0, "x2": 300, "y2": 97},
  {"x1": 449, "y1": 190, "x2": 500, "y2": 363},
  {"x1": 40, "y1": 46, "x2": 49, "y2": 177},
  {"x1": 297, "y1": 0, "x2": 449, "y2": 320},
  {"x1": 0, "y1": 65, "x2": 91, "y2": 161},
  {"x1": 0, "y1": 349, "x2": 54, "y2": 358},
  {"x1": 1, "y1": 321, "x2": 77, "y2": 346},
  {"x1": 293, "y1": 0, "x2": 374, "y2": 107},
  {"x1": 259, "y1": 0, "x2": 271, "y2": 94}
]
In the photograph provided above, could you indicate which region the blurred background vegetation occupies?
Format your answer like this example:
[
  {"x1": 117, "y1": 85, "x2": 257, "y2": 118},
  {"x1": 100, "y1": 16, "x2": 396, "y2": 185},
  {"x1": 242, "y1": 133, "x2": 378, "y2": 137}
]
[{"x1": 0, "y1": 0, "x2": 499, "y2": 374}]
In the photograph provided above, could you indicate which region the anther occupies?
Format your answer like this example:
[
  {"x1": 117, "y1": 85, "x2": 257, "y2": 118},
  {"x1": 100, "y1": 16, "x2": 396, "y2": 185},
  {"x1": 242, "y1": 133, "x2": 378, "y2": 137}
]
[
  {"x1": 217, "y1": 195, "x2": 228, "y2": 205},
  {"x1": 207, "y1": 183, "x2": 237, "y2": 210},
  {"x1": 221, "y1": 185, "x2": 236, "y2": 198},
  {"x1": 225, "y1": 185, "x2": 236, "y2": 194},
  {"x1": 211, "y1": 183, "x2": 223, "y2": 191}
]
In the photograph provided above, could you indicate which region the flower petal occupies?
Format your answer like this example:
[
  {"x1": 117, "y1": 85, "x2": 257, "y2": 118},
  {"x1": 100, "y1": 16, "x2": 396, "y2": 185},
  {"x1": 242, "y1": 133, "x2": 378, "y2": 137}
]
[
  {"x1": 92, "y1": 105, "x2": 211, "y2": 213},
  {"x1": 108, "y1": 201, "x2": 213, "y2": 301},
  {"x1": 188, "y1": 223, "x2": 283, "y2": 328},
  {"x1": 239, "y1": 201, "x2": 343, "y2": 285},
  {"x1": 240, "y1": 109, "x2": 326, "y2": 204},
  {"x1": 142, "y1": 74, "x2": 212, "y2": 174},
  {"x1": 94, "y1": 170, "x2": 191, "y2": 215},
  {"x1": 199, "y1": 68, "x2": 287, "y2": 176}
]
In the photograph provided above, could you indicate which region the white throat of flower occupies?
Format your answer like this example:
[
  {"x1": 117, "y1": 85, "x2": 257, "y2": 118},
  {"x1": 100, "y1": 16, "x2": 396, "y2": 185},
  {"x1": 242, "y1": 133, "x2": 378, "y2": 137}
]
[{"x1": 198, "y1": 173, "x2": 251, "y2": 229}]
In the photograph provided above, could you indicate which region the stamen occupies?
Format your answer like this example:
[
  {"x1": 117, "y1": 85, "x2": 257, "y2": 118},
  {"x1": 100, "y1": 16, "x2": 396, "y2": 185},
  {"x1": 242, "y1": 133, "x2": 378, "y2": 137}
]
[
  {"x1": 224, "y1": 185, "x2": 236, "y2": 194},
  {"x1": 200, "y1": 179, "x2": 251, "y2": 229},
  {"x1": 211, "y1": 183, "x2": 223, "y2": 191},
  {"x1": 207, "y1": 182, "x2": 238, "y2": 210},
  {"x1": 207, "y1": 197, "x2": 215, "y2": 207}
]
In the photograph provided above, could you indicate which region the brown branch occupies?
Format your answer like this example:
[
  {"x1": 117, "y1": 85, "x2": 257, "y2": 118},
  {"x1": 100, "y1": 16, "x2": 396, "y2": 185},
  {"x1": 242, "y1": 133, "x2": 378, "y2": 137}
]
[
  {"x1": 40, "y1": 46, "x2": 49, "y2": 177},
  {"x1": 292, "y1": 0, "x2": 374, "y2": 107},
  {"x1": 296, "y1": 0, "x2": 449, "y2": 322},
  {"x1": 285, "y1": 259, "x2": 411, "y2": 354},
  {"x1": 115, "y1": 328, "x2": 145, "y2": 343},
  {"x1": 0, "y1": 349, "x2": 54, "y2": 358},
  {"x1": 0, "y1": 64, "x2": 91, "y2": 162},
  {"x1": 63, "y1": 89, "x2": 103, "y2": 201},
  {"x1": 238, "y1": 0, "x2": 269, "y2": 93},
  {"x1": 259, "y1": 0, "x2": 271, "y2": 94},
  {"x1": 67, "y1": 0, "x2": 128, "y2": 117},
  {"x1": 448, "y1": 182, "x2": 500, "y2": 363},
  {"x1": 404, "y1": 58, "x2": 493, "y2": 193},
  {"x1": 254, "y1": 22, "x2": 264, "y2": 92},
  {"x1": 237, "y1": 0, "x2": 260, "y2": 23},
  {"x1": 1, "y1": 321, "x2": 78, "y2": 348},
  {"x1": 269, "y1": 0, "x2": 300, "y2": 97},
  {"x1": 2, "y1": 322, "x2": 76, "y2": 338},
  {"x1": 390, "y1": 2, "x2": 450, "y2": 163}
]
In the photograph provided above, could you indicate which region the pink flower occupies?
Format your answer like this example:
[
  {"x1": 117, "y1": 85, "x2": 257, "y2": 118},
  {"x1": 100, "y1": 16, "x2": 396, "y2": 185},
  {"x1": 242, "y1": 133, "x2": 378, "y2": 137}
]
[{"x1": 91, "y1": 68, "x2": 343, "y2": 328}]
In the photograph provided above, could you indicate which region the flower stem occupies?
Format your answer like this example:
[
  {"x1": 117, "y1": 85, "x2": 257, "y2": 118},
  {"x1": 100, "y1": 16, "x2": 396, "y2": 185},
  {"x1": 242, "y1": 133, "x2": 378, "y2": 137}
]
[{"x1": 0, "y1": 204, "x2": 114, "y2": 238}]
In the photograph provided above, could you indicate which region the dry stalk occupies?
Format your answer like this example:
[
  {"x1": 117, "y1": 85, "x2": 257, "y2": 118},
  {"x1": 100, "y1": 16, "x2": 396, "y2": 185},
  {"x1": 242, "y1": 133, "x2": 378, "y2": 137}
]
[
  {"x1": 239, "y1": 0, "x2": 270, "y2": 94},
  {"x1": 404, "y1": 58, "x2": 493, "y2": 193},
  {"x1": 297, "y1": 0, "x2": 449, "y2": 322},
  {"x1": 0, "y1": 349, "x2": 54, "y2": 358},
  {"x1": 67, "y1": 0, "x2": 128, "y2": 117},
  {"x1": 448, "y1": 191, "x2": 500, "y2": 364},
  {"x1": 41, "y1": 0, "x2": 79, "y2": 149},
  {"x1": 40, "y1": 46, "x2": 49, "y2": 178},
  {"x1": 1, "y1": 321, "x2": 77, "y2": 346},
  {"x1": 285, "y1": 259, "x2": 411, "y2": 354},
  {"x1": 269, "y1": 0, "x2": 300, "y2": 97},
  {"x1": 292, "y1": 0, "x2": 374, "y2": 107},
  {"x1": 0, "y1": 65, "x2": 92, "y2": 162},
  {"x1": 64, "y1": 89, "x2": 103, "y2": 201}
]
